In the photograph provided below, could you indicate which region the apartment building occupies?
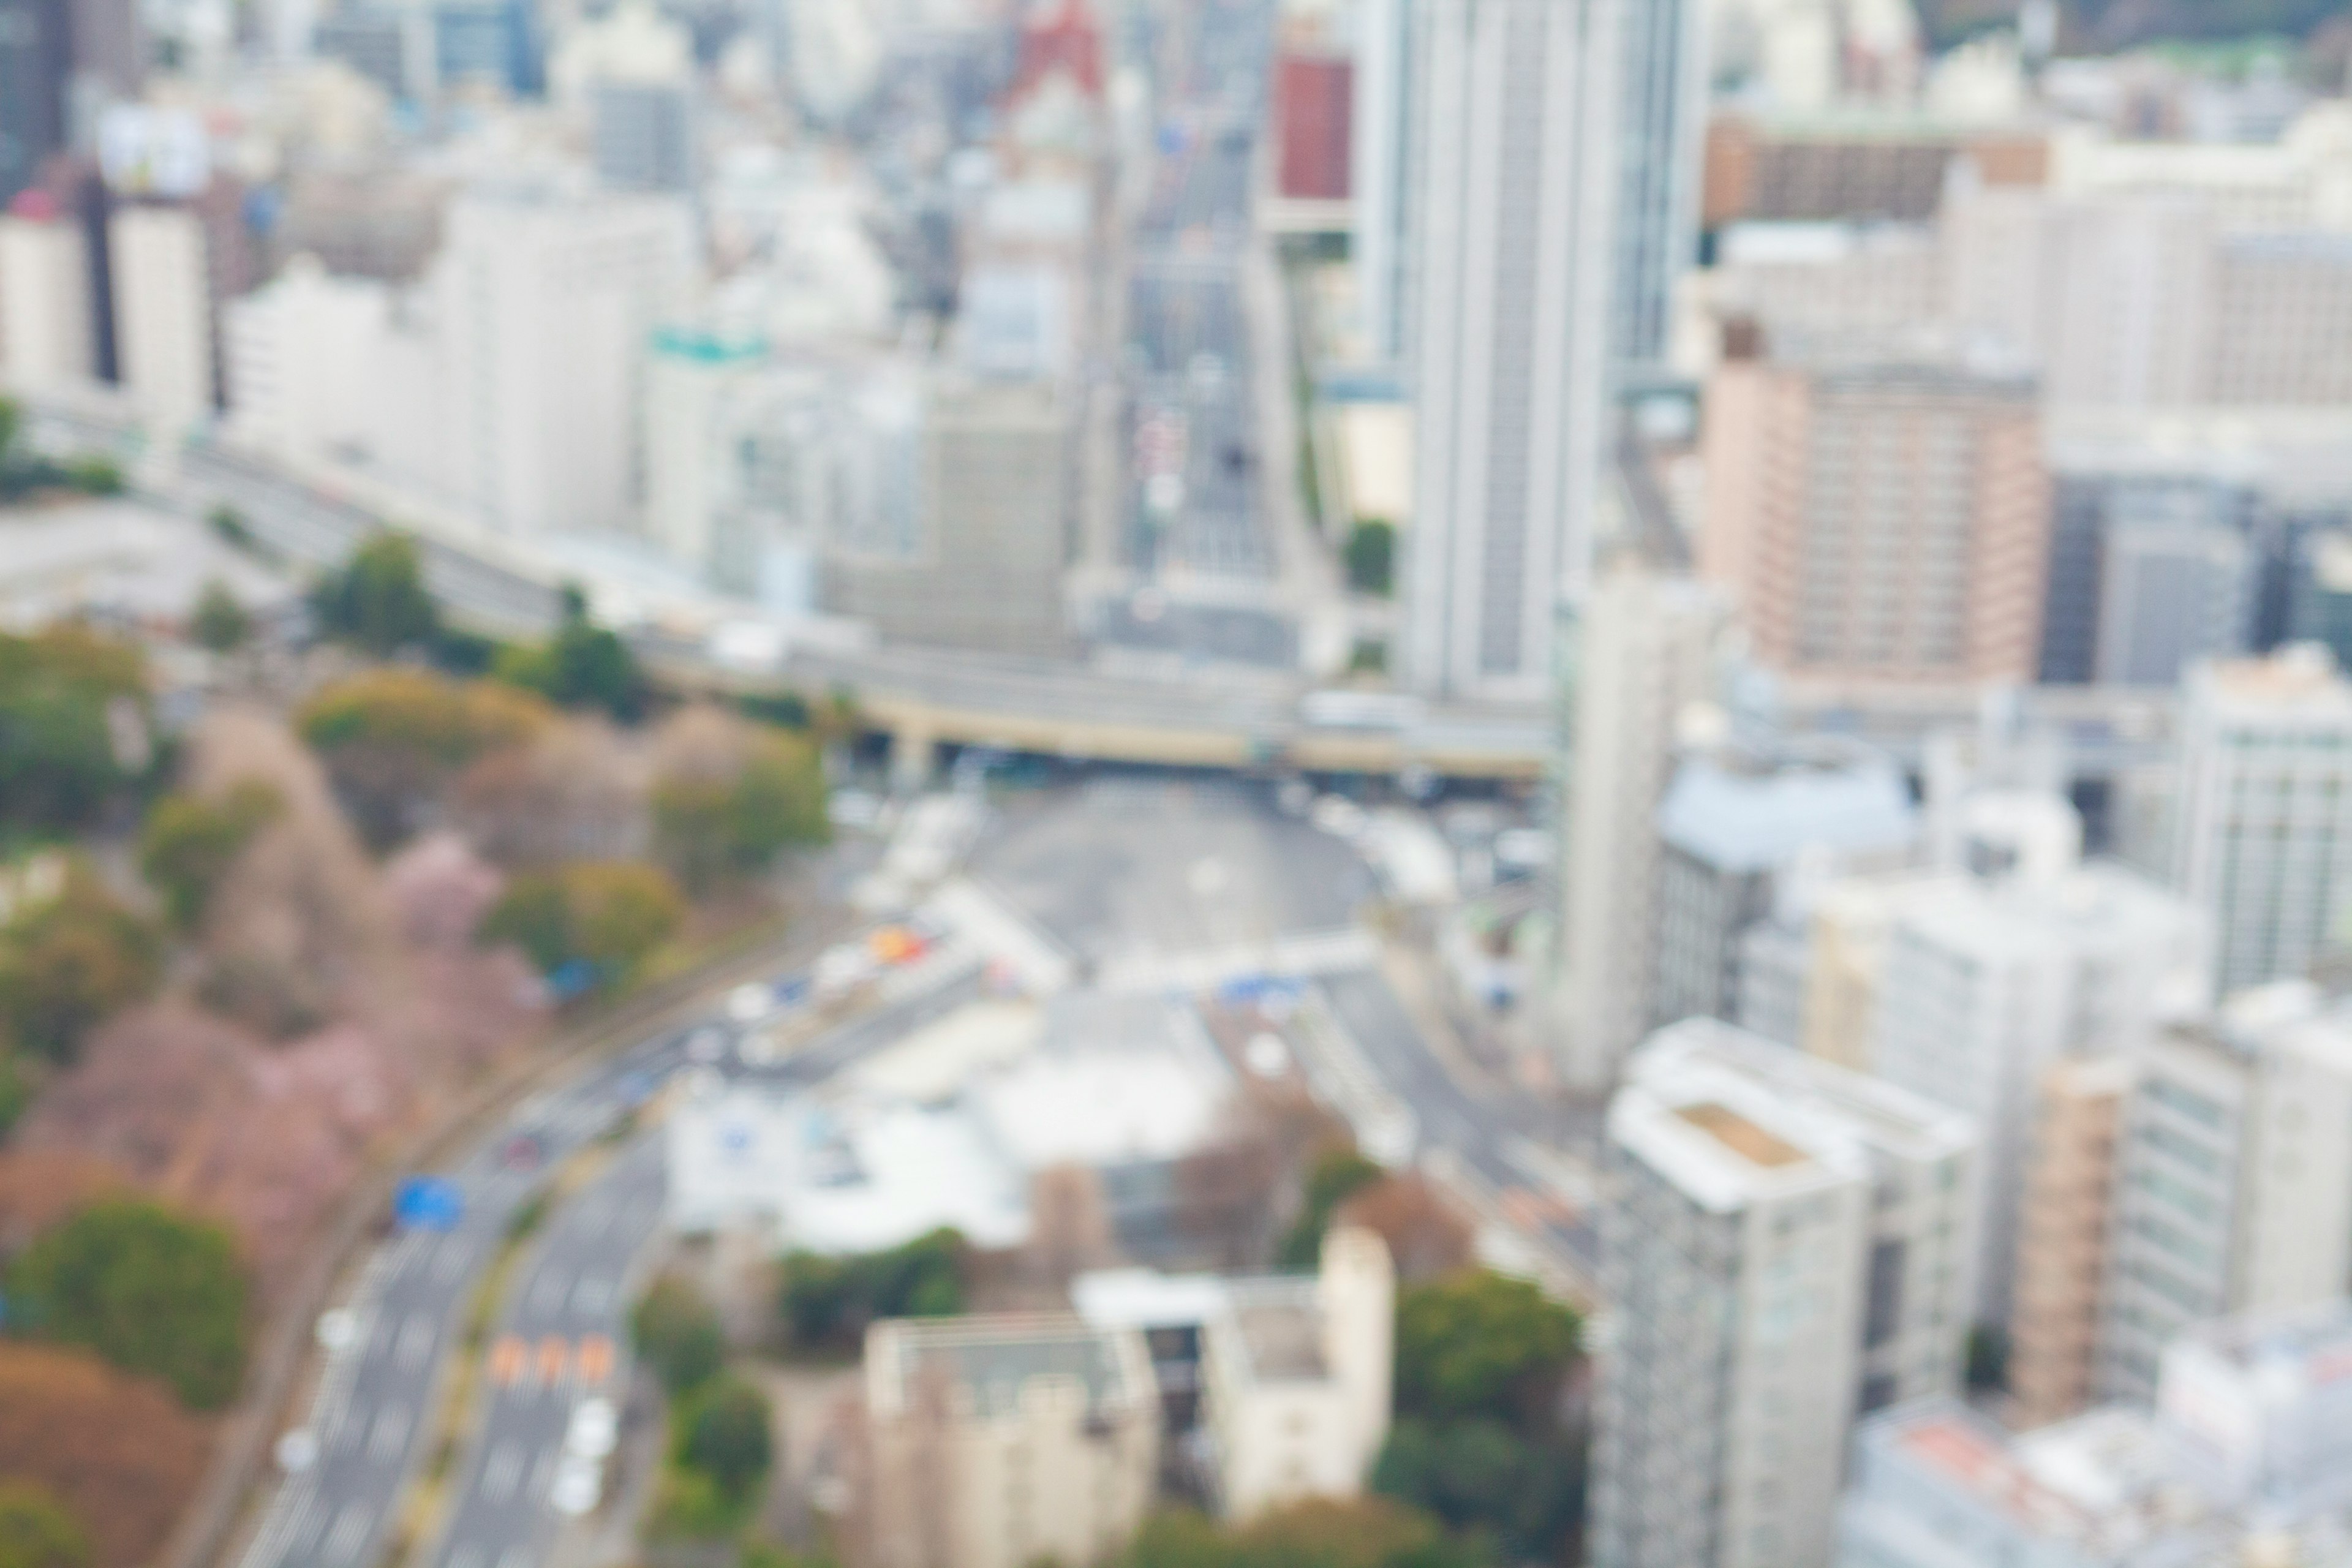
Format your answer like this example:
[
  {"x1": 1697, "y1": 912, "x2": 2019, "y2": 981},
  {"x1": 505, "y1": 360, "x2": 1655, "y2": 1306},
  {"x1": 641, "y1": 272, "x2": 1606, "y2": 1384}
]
[
  {"x1": 109, "y1": 203, "x2": 214, "y2": 429},
  {"x1": 1869, "y1": 859, "x2": 2211, "y2": 1332},
  {"x1": 2171, "y1": 648, "x2": 2352, "y2": 993},
  {"x1": 861, "y1": 1314, "x2": 1159, "y2": 1568},
  {"x1": 2006, "y1": 1054, "x2": 2135, "y2": 1428},
  {"x1": 2097, "y1": 986, "x2": 2352, "y2": 1405},
  {"x1": 1699, "y1": 350, "x2": 2050, "y2": 690},
  {"x1": 1591, "y1": 1019, "x2": 1978, "y2": 1568},
  {"x1": 0, "y1": 198, "x2": 94, "y2": 390}
]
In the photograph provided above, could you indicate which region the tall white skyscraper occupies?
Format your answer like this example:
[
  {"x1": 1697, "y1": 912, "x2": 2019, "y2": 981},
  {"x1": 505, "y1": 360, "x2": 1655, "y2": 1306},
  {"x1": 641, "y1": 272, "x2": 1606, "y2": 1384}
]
[
  {"x1": 1591, "y1": 1018, "x2": 1978, "y2": 1568},
  {"x1": 0, "y1": 204, "x2": 93, "y2": 390},
  {"x1": 108, "y1": 203, "x2": 213, "y2": 431},
  {"x1": 1401, "y1": 0, "x2": 1621, "y2": 702},
  {"x1": 2171, "y1": 647, "x2": 2352, "y2": 994},
  {"x1": 431, "y1": 186, "x2": 693, "y2": 540},
  {"x1": 1555, "y1": 560, "x2": 1729, "y2": 1091},
  {"x1": 1349, "y1": 0, "x2": 1413, "y2": 368},
  {"x1": 1612, "y1": 0, "x2": 1705, "y2": 375}
]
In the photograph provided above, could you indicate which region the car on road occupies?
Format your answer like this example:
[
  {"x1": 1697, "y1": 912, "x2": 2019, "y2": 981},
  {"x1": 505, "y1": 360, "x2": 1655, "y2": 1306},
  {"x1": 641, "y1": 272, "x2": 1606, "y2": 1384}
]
[
  {"x1": 565, "y1": 1396, "x2": 617, "y2": 1460},
  {"x1": 550, "y1": 1453, "x2": 604, "y2": 1517}
]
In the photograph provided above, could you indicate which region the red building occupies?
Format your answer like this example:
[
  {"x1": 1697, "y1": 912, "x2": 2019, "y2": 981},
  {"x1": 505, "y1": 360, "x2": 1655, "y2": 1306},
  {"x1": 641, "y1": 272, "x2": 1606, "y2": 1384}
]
[
  {"x1": 1273, "y1": 51, "x2": 1352, "y2": 202},
  {"x1": 1011, "y1": 0, "x2": 1104, "y2": 102}
]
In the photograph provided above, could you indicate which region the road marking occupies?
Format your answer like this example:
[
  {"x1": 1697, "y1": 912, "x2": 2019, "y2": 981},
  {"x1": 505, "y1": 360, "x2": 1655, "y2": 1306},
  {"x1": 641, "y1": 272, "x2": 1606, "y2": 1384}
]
[
  {"x1": 496, "y1": 1548, "x2": 531, "y2": 1568},
  {"x1": 534, "y1": 1336, "x2": 568, "y2": 1386},
  {"x1": 481, "y1": 1441, "x2": 522, "y2": 1503},
  {"x1": 570, "y1": 1275, "x2": 610, "y2": 1314},
  {"x1": 368, "y1": 1403, "x2": 410, "y2": 1461},
  {"x1": 575, "y1": 1335, "x2": 615, "y2": 1385},
  {"x1": 527, "y1": 1446, "x2": 557, "y2": 1500},
  {"x1": 488, "y1": 1336, "x2": 527, "y2": 1387},
  {"x1": 434, "y1": 1240, "x2": 472, "y2": 1284},
  {"x1": 334, "y1": 1404, "x2": 368, "y2": 1453},
  {"x1": 528, "y1": 1268, "x2": 567, "y2": 1314},
  {"x1": 320, "y1": 1504, "x2": 371, "y2": 1567},
  {"x1": 286, "y1": 1494, "x2": 326, "y2": 1556},
  {"x1": 396, "y1": 1314, "x2": 435, "y2": 1373},
  {"x1": 442, "y1": 1544, "x2": 483, "y2": 1568}
]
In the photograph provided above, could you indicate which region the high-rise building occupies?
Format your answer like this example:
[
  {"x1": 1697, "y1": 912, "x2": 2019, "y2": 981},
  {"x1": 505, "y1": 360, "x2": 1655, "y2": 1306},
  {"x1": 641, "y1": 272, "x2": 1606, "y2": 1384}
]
[
  {"x1": 1699, "y1": 349, "x2": 2051, "y2": 690},
  {"x1": 1612, "y1": 0, "x2": 1703, "y2": 375},
  {"x1": 2096, "y1": 985, "x2": 2352, "y2": 1405},
  {"x1": 826, "y1": 375, "x2": 1074, "y2": 659},
  {"x1": 107, "y1": 202, "x2": 214, "y2": 429},
  {"x1": 1348, "y1": 0, "x2": 1411, "y2": 368},
  {"x1": 860, "y1": 1314, "x2": 1159, "y2": 1568},
  {"x1": 1869, "y1": 850, "x2": 2211, "y2": 1332},
  {"x1": 2037, "y1": 470, "x2": 2261, "y2": 687},
  {"x1": 2171, "y1": 648, "x2": 2352, "y2": 995},
  {"x1": 1401, "y1": 0, "x2": 1619, "y2": 702},
  {"x1": 1555, "y1": 561, "x2": 1730, "y2": 1091},
  {"x1": 429, "y1": 186, "x2": 693, "y2": 539},
  {"x1": 1591, "y1": 1018, "x2": 1978, "y2": 1568},
  {"x1": 590, "y1": 81, "x2": 695, "y2": 192},
  {"x1": 1651, "y1": 739, "x2": 1916, "y2": 1032},
  {"x1": 0, "y1": 196, "x2": 94, "y2": 388},
  {"x1": 0, "y1": 0, "x2": 70, "y2": 208},
  {"x1": 2005, "y1": 1054, "x2": 2134, "y2": 1429}
]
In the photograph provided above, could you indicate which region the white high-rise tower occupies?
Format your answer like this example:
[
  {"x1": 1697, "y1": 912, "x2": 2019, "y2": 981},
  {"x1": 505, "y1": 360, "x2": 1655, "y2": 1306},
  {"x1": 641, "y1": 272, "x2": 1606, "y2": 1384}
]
[{"x1": 1401, "y1": 0, "x2": 1621, "y2": 703}]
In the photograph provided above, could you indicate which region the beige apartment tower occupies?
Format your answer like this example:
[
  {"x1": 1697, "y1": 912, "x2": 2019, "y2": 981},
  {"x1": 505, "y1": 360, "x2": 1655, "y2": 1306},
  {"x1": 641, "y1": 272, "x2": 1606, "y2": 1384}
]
[
  {"x1": 859, "y1": 1314, "x2": 1159, "y2": 1568},
  {"x1": 1700, "y1": 352, "x2": 2051, "y2": 688},
  {"x1": 2006, "y1": 1055, "x2": 2133, "y2": 1428}
]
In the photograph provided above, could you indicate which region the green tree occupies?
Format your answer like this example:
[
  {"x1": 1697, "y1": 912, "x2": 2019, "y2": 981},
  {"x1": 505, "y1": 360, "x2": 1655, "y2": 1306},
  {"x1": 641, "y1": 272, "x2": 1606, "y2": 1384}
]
[
  {"x1": 631, "y1": 1274, "x2": 725, "y2": 1396},
  {"x1": 60, "y1": 456, "x2": 123, "y2": 496},
  {"x1": 0, "y1": 627, "x2": 150, "y2": 832},
  {"x1": 296, "y1": 668, "x2": 551, "y2": 847},
  {"x1": 493, "y1": 587, "x2": 645, "y2": 720},
  {"x1": 1370, "y1": 1419, "x2": 1581, "y2": 1561},
  {"x1": 780, "y1": 1229, "x2": 967, "y2": 1353},
  {"x1": 477, "y1": 861, "x2": 684, "y2": 979},
  {"x1": 1393, "y1": 1268, "x2": 1580, "y2": 1429},
  {"x1": 6, "y1": 1199, "x2": 250, "y2": 1410},
  {"x1": 1278, "y1": 1144, "x2": 1385, "y2": 1268},
  {"x1": 0, "y1": 1482, "x2": 91, "y2": 1568},
  {"x1": 1343, "y1": 519, "x2": 1396, "y2": 597},
  {"x1": 138, "y1": 782, "x2": 283, "y2": 929},
  {"x1": 309, "y1": 532, "x2": 442, "y2": 656},
  {"x1": 190, "y1": 581, "x2": 252, "y2": 654},
  {"x1": 673, "y1": 1376, "x2": 773, "y2": 1502},
  {"x1": 1117, "y1": 1499, "x2": 1489, "y2": 1568},
  {"x1": 0, "y1": 868, "x2": 165, "y2": 1064},
  {"x1": 0, "y1": 1054, "x2": 26, "y2": 1139},
  {"x1": 653, "y1": 728, "x2": 829, "y2": 894}
]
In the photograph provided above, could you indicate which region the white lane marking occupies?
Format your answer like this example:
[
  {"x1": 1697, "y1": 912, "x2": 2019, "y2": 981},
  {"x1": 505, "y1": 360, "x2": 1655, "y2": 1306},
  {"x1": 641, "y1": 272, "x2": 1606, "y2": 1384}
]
[
  {"x1": 335, "y1": 1404, "x2": 369, "y2": 1453},
  {"x1": 396, "y1": 1315, "x2": 436, "y2": 1373},
  {"x1": 443, "y1": 1545, "x2": 484, "y2": 1568},
  {"x1": 434, "y1": 1240, "x2": 472, "y2": 1284},
  {"x1": 481, "y1": 1441, "x2": 523, "y2": 1504},
  {"x1": 570, "y1": 1275, "x2": 610, "y2": 1314},
  {"x1": 528, "y1": 1268, "x2": 567, "y2": 1314},
  {"x1": 368, "y1": 1403, "x2": 410, "y2": 1461},
  {"x1": 527, "y1": 1446, "x2": 558, "y2": 1500},
  {"x1": 320, "y1": 1504, "x2": 372, "y2": 1566}
]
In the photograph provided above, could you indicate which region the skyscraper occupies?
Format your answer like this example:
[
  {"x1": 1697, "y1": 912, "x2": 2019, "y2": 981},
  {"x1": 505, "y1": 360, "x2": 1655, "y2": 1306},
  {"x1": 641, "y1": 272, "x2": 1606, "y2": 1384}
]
[
  {"x1": 1591, "y1": 1018, "x2": 1978, "y2": 1568},
  {"x1": 1613, "y1": 0, "x2": 1704, "y2": 376},
  {"x1": 1401, "y1": 0, "x2": 1620, "y2": 702},
  {"x1": 0, "y1": 0, "x2": 72, "y2": 207}
]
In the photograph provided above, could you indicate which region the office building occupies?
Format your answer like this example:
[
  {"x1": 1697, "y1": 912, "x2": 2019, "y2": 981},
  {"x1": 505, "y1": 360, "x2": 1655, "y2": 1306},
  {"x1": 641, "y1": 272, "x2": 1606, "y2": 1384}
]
[
  {"x1": 2171, "y1": 649, "x2": 2352, "y2": 994},
  {"x1": 1651, "y1": 739, "x2": 1916, "y2": 1032},
  {"x1": 1700, "y1": 350, "x2": 2050, "y2": 690},
  {"x1": 1591, "y1": 1019, "x2": 1978, "y2": 1568},
  {"x1": 1272, "y1": 45, "x2": 1351, "y2": 203},
  {"x1": 2163, "y1": 1300, "x2": 2352, "y2": 1520},
  {"x1": 591, "y1": 82, "x2": 695, "y2": 192},
  {"x1": 641, "y1": 324, "x2": 774, "y2": 584},
  {"x1": 2038, "y1": 471, "x2": 2261, "y2": 687},
  {"x1": 2290, "y1": 528, "x2": 2352, "y2": 676},
  {"x1": 1401, "y1": 0, "x2": 1619, "y2": 701},
  {"x1": 1702, "y1": 115, "x2": 2045, "y2": 233},
  {"x1": 108, "y1": 203, "x2": 214, "y2": 429},
  {"x1": 1198, "y1": 1227, "x2": 1394, "y2": 1520},
  {"x1": 1612, "y1": 0, "x2": 1703, "y2": 373},
  {"x1": 826, "y1": 376, "x2": 1072, "y2": 658},
  {"x1": 1869, "y1": 850, "x2": 2210, "y2": 1332},
  {"x1": 2005, "y1": 1055, "x2": 2134, "y2": 1429},
  {"x1": 314, "y1": 9, "x2": 412, "y2": 100},
  {"x1": 1348, "y1": 0, "x2": 1410, "y2": 367},
  {"x1": 2097, "y1": 986, "x2": 2352, "y2": 1405},
  {"x1": 0, "y1": 197, "x2": 94, "y2": 388},
  {"x1": 430, "y1": 186, "x2": 693, "y2": 539},
  {"x1": 0, "y1": 0, "x2": 70, "y2": 208},
  {"x1": 1555, "y1": 562, "x2": 1730, "y2": 1091},
  {"x1": 224, "y1": 254, "x2": 402, "y2": 466},
  {"x1": 861, "y1": 1314, "x2": 1159, "y2": 1568}
]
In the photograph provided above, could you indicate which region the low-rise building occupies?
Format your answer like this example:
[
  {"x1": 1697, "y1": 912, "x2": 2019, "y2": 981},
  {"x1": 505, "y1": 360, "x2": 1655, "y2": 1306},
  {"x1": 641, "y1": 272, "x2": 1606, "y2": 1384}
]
[{"x1": 861, "y1": 1314, "x2": 1159, "y2": 1568}]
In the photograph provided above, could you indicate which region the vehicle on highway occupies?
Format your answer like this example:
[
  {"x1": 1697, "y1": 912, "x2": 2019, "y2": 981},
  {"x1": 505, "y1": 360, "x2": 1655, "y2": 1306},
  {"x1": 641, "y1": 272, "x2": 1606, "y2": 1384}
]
[
  {"x1": 549, "y1": 1453, "x2": 603, "y2": 1517},
  {"x1": 564, "y1": 1397, "x2": 617, "y2": 1461}
]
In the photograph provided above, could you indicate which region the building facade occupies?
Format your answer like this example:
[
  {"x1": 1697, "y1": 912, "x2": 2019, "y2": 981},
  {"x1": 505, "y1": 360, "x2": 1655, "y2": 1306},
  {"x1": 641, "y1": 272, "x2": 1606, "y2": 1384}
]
[
  {"x1": 2006, "y1": 1054, "x2": 2134, "y2": 1429},
  {"x1": 1593, "y1": 1019, "x2": 1978, "y2": 1568},
  {"x1": 0, "y1": 201, "x2": 94, "y2": 388},
  {"x1": 2171, "y1": 649, "x2": 2352, "y2": 994},
  {"x1": 1699, "y1": 353, "x2": 2051, "y2": 689},
  {"x1": 861, "y1": 1314, "x2": 1159, "y2": 1568},
  {"x1": 1402, "y1": 0, "x2": 1619, "y2": 701},
  {"x1": 108, "y1": 202, "x2": 214, "y2": 429}
]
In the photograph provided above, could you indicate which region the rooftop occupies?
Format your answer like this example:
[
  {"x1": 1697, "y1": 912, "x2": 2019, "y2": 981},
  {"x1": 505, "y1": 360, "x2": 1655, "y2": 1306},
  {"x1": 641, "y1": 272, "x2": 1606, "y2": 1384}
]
[
  {"x1": 1676, "y1": 1102, "x2": 1811, "y2": 1169},
  {"x1": 877, "y1": 1314, "x2": 1144, "y2": 1422}
]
